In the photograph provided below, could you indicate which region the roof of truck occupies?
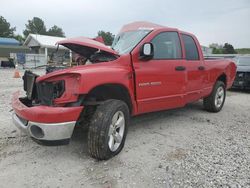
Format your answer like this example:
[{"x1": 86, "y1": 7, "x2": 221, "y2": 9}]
[
  {"x1": 119, "y1": 21, "x2": 176, "y2": 32},
  {"x1": 119, "y1": 21, "x2": 195, "y2": 37}
]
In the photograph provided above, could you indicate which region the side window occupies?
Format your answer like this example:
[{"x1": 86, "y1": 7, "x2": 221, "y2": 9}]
[
  {"x1": 151, "y1": 32, "x2": 182, "y2": 59},
  {"x1": 181, "y1": 34, "x2": 199, "y2": 60}
]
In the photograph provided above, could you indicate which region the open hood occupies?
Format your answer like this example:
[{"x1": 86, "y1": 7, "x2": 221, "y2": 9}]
[{"x1": 57, "y1": 37, "x2": 118, "y2": 58}]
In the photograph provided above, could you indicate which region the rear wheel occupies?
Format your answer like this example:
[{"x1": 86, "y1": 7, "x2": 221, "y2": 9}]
[
  {"x1": 88, "y1": 99, "x2": 129, "y2": 160},
  {"x1": 203, "y1": 81, "x2": 226, "y2": 112}
]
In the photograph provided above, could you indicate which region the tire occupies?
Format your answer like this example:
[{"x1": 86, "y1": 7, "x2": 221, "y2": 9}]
[
  {"x1": 203, "y1": 81, "x2": 226, "y2": 112},
  {"x1": 88, "y1": 99, "x2": 129, "y2": 160}
]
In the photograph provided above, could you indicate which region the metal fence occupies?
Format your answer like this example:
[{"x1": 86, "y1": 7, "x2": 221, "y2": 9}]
[
  {"x1": 10, "y1": 53, "x2": 46, "y2": 69},
  {"x1": 24, "y1": 54, "x2": 46, "y2": 68}
]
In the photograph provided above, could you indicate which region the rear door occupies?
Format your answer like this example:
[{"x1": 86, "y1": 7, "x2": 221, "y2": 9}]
[
  {"x1": 181, "y1": 34, "x2": 205, "y2": 102},
  {"x1": 132, "y1": 31, "x2": 186, "y2": 114}
]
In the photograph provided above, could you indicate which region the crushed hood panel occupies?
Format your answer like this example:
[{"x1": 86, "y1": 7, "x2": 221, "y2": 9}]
[{"x1": 57, "y1": 37, "x2": 118, "y2": 58}]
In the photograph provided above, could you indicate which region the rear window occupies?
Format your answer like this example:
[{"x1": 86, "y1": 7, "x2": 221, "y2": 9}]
[{"x1": 181, "y1": 34, "x2": 199, "y2": 60}]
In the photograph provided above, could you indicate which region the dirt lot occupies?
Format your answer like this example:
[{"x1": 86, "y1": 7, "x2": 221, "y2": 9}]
[{"x1": 0, "y1": 68, "x2": 249, "y2": 188}]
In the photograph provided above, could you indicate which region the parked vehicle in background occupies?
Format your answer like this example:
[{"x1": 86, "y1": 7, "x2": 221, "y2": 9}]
[
  {"x1": 0, "y1": 60, "x2": 15, "y2": 68},
  {"x1": 11, "y1": 22, "x2": 237, "y2": 160},
  {"x1": 232, "y1": 56, "x2": 250, "y2": 89}
]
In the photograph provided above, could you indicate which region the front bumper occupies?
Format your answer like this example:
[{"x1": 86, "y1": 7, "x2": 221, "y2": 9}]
[
  {"x1": 11, "y1": 91, "x2": 83, "y2": 144},
  {"x1": 12, "y1": 113, "x2": 76, "y2": 143}
]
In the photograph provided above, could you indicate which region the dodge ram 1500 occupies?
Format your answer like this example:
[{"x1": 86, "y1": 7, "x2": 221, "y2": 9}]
[{"x1": 12, "y1": 22, "x2": 236, "y2": 160}]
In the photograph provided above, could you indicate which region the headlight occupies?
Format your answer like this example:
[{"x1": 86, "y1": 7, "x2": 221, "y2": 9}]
[
  {"x1": 36, "y1": 73, "x2": 80, "y2": 106},
  {"x1": 52, "y1": 80, "x2": 65, "y2": 99},
  {"x1": 36, "y1": 80, "x2": 65, "y2": 105}
]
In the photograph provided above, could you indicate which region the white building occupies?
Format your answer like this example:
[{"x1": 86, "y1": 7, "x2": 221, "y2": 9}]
[
  {"x1": 23, "y1": 34, "x2": 70, "y2": 64},
  {"x1": 201, "y1": 45, "x2": 213, "y2": 56}
]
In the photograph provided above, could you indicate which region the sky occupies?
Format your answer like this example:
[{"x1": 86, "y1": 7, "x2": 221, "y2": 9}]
[{"x1": 1, "y1": 0, "x2": 250, "y2": 48}]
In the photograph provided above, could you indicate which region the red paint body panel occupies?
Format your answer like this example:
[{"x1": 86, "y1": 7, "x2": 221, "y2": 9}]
[
  {"x1": 119, "y1": 21, "x2": 165, "y2": 33},
  {"x1": 131, "y1": 29, "x2": 186, "y2": 113},
  {"x1": 129, "y1": 25, "x2": 236, "y2": 114},
  {"x1": 93, "y1": 36, "x2": 105, "y2": 44},
  {"x1": 57, "y1": 36, "x2": 118, "y2": 55},
  {"x1": 12, "y1": 92, "x2": 83, "y2": 123},
  {"x1": 12, "y1": 22, "x2": 237, "y2": 124}
]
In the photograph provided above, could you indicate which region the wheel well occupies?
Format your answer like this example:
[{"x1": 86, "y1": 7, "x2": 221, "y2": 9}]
[
  {"x1": 84, "y1": 84, "x2": 133, "y2": 113},
  {"x1": 217, "y1": 74, "x2": 227, "y2": 86}
]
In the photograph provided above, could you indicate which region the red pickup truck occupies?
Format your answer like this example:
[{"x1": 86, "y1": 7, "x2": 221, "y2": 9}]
[{"x1": 12, "y1": 22, "x2": 236, "y2": 160}]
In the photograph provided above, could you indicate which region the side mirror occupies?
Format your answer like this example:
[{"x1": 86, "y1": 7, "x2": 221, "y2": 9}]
[{"x1": 140, "y1": 43, "x2": 154, "y2": 60}]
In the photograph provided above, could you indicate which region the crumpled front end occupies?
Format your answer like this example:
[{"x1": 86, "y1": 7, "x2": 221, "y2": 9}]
[{"x1": 11, "y1": 71, "x2": 84, "y2": 145}]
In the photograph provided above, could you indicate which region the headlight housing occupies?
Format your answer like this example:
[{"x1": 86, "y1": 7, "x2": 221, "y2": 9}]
[
  {"x1": 36, "y1": 73, "x2": 80, "y2": 106},
  {"x1": 52, "y1": 80, "x2": 65, "y2": 99}
]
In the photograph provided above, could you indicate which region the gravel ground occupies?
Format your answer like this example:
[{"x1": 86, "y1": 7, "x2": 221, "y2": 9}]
[{"x1": 0, "y1": 68, "x2": 249, "y2": 188}]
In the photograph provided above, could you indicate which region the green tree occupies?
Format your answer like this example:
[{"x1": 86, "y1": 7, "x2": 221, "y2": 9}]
[
  {"x1": 14, "y1": 34, "x2": 25, "y2": 44},
  {"x1": 47, "y1": 25, "x2": 65, "y2": 37},
  {"x1": 236, "y1": 48, "x2": 250, "y2": 54},
  {"x1": 0, "y1": 16, "x2": 16, "y2": 37},
  {"x1": 212, "y1": 48, "x2": 223, "y2": 54},
  {"x1": 97, "y1": 30, "x2": 114, "y2": 45},
  {"x1": 23, "y1": 17, "x2": 47, "y2": 38},
  {"x1": 223, "y1": 43, "x2": 237, "y2": 54}
]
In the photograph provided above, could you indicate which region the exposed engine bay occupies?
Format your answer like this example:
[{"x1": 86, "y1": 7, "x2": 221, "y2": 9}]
[
  {"x1": 46, "y1": 51, "x2": 117, "y2": 74},
  {"x1": 46, "y1": 38, "x2": 118, "y2": 74}
]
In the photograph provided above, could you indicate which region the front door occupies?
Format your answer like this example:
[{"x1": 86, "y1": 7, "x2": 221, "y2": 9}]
[{"x1": 132, "y1": 31, "x2": 186, "y2": 114}]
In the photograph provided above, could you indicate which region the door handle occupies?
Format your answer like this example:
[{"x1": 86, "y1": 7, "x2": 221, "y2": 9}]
[
  {"x1": 175, "y1": 66, "x2": 186, "y2": 71},
  {"x1": 198, "y1": 66, "x2": 205, "y2": 70}
]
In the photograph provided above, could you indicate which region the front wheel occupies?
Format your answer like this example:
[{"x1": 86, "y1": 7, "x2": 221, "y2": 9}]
[
  {"x1": 203, "y1": 81, "x2": 226, "y2": 112},
  {"x1": 88, "y1": 99, "x2": 129, "y2": 160}
]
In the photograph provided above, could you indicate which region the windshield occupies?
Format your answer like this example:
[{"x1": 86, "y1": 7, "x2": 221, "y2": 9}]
[
  {"x1": 237, "y1": 57, "x2": 250, "y2": 66},
  {"x1": 111, "y1": 30, "x2": 151, "y2": 55}
]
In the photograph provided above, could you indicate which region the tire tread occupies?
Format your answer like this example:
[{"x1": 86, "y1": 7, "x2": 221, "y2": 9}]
[
  {"x1": 88, "y1": 99, "x2": 129, "y2": 160},
  {"x1": 203, "y1": 81, "x2": 226, "y2": 112}
]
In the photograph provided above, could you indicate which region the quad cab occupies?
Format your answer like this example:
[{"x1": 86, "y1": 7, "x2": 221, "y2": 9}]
[{"x1": 12, "y1": 22, "x2": 236, "y2": 160}]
